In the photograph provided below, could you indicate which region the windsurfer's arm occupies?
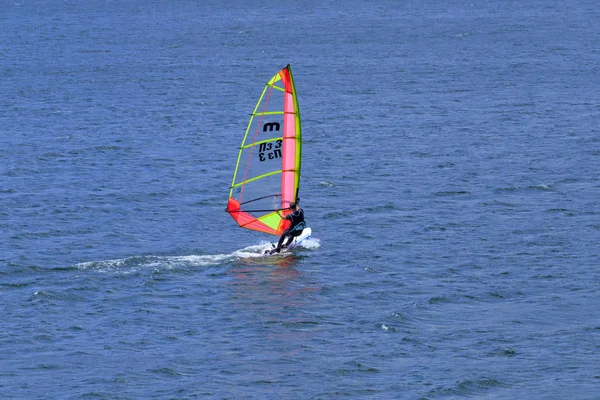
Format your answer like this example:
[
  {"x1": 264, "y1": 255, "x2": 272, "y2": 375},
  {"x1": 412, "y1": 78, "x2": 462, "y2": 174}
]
[{"x1": 275, "y1": 209, "x2": 293, "y2": 221}]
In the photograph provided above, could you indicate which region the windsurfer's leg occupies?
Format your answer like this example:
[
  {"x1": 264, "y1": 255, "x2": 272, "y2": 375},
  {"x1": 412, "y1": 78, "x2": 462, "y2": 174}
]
[
  {"x1": 276, "y1": 235, "x2": 286, "y2": 250},
  {"x1": 274, "y1": 230, "x2": 291, "y2": 252},
  {"x1": 283, "y1": 229, "x2": 302, "y2": 247}
]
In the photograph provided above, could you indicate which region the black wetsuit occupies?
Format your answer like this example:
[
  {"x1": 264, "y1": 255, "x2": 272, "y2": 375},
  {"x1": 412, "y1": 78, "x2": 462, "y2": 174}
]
[{"x1": 274, "y1": 208, "x2": 305, "y2": 252}]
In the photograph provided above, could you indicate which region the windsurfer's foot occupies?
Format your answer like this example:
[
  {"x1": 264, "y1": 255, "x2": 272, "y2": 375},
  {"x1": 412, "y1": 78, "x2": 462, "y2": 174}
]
[{"x1": 266, "y1": 248, "x2": 281, "y2": 255}]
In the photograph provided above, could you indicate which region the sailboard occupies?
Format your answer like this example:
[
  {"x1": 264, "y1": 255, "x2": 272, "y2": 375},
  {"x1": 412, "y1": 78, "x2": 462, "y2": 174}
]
[{"x1": 226, "y1": 65, "x2": 307, "y2": 243}]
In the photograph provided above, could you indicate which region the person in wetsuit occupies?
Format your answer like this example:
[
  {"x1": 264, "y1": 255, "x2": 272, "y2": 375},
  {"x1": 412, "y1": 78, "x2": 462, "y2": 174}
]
[{"x1": 269, "y1": 201, "x2": 306, "y2": 254}]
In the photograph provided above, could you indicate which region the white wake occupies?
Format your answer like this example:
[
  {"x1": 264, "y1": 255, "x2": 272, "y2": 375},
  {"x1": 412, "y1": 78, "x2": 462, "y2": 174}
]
[{"x1": 74, "y1": 238, "x2": 320, "y2": 272}]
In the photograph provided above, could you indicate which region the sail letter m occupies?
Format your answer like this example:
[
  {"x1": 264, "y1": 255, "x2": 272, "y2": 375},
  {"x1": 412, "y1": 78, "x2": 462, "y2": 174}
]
[{"x1": 263, "y1": 122, "x2": 280, "y2": 132}]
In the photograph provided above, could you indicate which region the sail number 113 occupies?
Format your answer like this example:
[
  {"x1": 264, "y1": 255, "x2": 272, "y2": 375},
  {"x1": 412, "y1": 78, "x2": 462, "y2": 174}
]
[{"x1": 258, "y1": 140, "x2": 282, "y2": 162}]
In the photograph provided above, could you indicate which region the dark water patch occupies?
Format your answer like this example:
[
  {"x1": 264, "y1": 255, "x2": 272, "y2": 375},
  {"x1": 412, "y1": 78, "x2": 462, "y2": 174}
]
[
  {"x1": 359, "y1": 204, "x2": 398, "y2": 213},
  {"x1": 25, "y1": 363, "x2": 62, "y2": 371},
  {"x1": 11, "y1": 229, "x2": 68, "y2": 240},
  {"x1": 26, "y1": 286, "x2": 97, "y2": 303},
  {"x1": 334, "y1": 360, "x2": 381, "y2": 376},
  {"x1": 37, "y1": 152, "x2": 66, "y2": 160},
  {"x1": 80, "y1": 393, "x2": 109, "y2": 399},
  {"x1": 424, "y1": 225, "x2": 447, "y2": 232},
  {"x1": 546, "y1": 208, "x2": 572, "y2": 214},
  {"x1": 436, "y1": 161, "x2": 455, "y2": 168},
  {"x1": 434, "y1": 190, "x2": 471, "y2": 197},
  {"x1": 32, "y1": 334, "x2": 54, "y2": 342},
  {"x1": 533, "y1": 274, "x2": 558, "y2": 280},
  {"x1": 94, "y1": 145, "x2": 126, "y2": 152},
  {"x1": 428, "y1": 295, "x2": 452, "y2": 305},
  {"x1": 148, "y1": 366, "x2": 182, "y2": 377},
  {"x1": 486, "y1": 347, "x2": 518, "y2": 357},
  {"x1": 429, "y1": 377, "x2": 507, "y2": 397},
  {"x1": 323, "y1": 210, "x2": 345, "y2": 219},
  {"x1": 0, "y1": 268, "x2": 44, "y2": 289}
]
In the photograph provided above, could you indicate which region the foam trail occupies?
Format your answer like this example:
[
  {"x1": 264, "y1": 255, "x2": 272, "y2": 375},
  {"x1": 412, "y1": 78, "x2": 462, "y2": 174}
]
[
  {"x1": 73, "y1": 239, "x2": 318, "y2": 272},
  {"x1": 300, "y1": 237, "x2": 320, "y2": 250},
  {"x1": 75, "y1": 253, "x2": 234, "y2": 272}
]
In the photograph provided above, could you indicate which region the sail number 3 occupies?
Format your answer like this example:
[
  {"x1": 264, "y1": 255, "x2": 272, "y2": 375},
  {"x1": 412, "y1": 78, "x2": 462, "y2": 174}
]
[{"x1": 258, "y1": 140, "x2": 282, "y2": 162}]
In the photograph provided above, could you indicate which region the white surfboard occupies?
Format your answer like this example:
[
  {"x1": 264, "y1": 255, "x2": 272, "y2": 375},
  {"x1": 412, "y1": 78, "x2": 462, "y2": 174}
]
[
  {"x1": 264, "y1": 227, "x2": 312, "y2": 255},
  {"x1": 285, "y1": 227, "x2": 312, "y2": 250}
]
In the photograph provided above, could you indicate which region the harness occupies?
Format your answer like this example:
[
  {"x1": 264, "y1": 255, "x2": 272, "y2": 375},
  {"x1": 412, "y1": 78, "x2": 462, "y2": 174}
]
[{"x1": 291, "y1": 221, "x2": 306, "y2": 232}]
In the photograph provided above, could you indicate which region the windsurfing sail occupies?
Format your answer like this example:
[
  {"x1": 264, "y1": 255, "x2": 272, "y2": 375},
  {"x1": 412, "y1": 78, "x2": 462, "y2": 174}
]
[{"x1": 226, "y1": 64, "x2": 301, "y2": 236}]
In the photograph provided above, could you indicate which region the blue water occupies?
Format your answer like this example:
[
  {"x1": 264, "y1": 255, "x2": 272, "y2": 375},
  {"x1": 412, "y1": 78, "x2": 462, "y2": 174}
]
[{"x1": 2, "y1": 1, "x2": 600, "y2": 398}]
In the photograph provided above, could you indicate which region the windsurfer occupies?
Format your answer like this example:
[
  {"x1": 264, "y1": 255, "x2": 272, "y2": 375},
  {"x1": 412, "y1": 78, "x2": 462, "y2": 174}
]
[{"x1": 269, "y1": 201, "x2": 306, "y2": 254}]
